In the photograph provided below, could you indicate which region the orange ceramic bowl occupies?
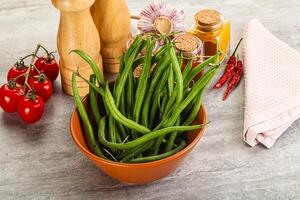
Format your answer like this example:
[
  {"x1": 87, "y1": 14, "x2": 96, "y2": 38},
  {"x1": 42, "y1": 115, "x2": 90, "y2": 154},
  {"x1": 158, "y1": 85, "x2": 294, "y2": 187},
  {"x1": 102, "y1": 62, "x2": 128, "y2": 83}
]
[{"x1": 70, "y1": 98, "x2": 207, "y2": 184}]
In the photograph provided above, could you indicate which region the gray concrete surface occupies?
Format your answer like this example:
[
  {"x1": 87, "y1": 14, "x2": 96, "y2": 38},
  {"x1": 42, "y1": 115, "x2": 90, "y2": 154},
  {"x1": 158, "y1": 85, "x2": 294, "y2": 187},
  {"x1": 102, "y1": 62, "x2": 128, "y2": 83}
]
[{"x1": 0, "y1": 0, "x2": 300, "y2": 199}]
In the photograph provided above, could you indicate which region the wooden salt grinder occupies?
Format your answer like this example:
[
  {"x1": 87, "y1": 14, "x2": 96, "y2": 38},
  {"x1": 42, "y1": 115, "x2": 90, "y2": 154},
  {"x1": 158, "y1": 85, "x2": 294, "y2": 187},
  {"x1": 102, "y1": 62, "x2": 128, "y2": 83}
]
[
  {"x1": 51, "y1": 0, "x2": 103, "y2": 96},
  {"x1": 91, "y1": 0, "x2": 131, "y2": 74}
]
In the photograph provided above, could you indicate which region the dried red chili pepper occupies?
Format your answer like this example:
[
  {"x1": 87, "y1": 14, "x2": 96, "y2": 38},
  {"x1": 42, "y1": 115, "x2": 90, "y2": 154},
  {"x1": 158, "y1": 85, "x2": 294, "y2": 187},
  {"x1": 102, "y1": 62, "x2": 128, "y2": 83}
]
[
  {"x1": 223, "y1": 60, "x2": 244, "y2": 100},
  {"x1": 214, "y1": 38, "x2": 243, "y2": 88},
  {"x1": 236, "y1": 60, "x2": 243, "y2": 71}
]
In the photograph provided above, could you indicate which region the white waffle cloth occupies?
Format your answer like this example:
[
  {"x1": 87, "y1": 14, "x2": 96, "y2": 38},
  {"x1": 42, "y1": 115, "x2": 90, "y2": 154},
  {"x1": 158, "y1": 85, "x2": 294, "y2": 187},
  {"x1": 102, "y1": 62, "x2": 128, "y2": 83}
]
[{"x1": 242, "y1": 19, "x2": 300, "y2": 148}]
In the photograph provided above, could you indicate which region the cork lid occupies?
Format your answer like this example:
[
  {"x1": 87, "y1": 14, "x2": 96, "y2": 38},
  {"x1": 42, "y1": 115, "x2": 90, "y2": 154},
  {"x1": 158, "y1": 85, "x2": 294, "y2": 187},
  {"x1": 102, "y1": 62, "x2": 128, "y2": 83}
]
[
  {"x1": 173, "y1": 34, "x2": 202, "y2": 58},
  {"x1": 194, "y1": 9, "x2": 223, "y2": 31}
]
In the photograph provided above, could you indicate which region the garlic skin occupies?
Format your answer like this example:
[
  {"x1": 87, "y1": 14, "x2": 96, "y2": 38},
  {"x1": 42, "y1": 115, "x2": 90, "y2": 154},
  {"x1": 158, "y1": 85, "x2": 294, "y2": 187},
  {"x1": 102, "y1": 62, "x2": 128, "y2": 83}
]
[{"x1": 137, "y1": 1, "x2": 185, "y2": 35}]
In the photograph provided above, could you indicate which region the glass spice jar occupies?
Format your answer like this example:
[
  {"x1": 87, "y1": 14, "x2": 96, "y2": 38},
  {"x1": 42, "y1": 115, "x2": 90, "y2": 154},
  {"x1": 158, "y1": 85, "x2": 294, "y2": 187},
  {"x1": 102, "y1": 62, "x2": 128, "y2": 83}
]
[
  {"x1": 173, "y1": 33, "x2": 203, "y2": 79},
  {"x1": 189, "y1": 9, "x2": 230, "y2": 61}
]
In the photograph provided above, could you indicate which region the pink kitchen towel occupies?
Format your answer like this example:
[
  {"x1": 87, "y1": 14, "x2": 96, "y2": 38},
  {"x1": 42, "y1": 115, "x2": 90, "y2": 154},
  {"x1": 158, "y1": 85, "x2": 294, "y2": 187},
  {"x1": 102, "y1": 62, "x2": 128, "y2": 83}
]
[{"x1": 242, "y1": 19, "x2": 300, "y2": 148}]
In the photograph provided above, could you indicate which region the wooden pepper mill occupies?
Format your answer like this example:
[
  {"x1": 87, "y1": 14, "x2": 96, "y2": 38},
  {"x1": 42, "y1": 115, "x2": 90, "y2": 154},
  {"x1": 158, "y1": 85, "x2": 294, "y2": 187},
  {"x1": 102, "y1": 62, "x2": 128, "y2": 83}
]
[
  {"x1": 91, "y1": 0, "x2": 131, "y2": 74},
  {"x1": 51, "y1": 0, "x2": 103, "y2": 96}
]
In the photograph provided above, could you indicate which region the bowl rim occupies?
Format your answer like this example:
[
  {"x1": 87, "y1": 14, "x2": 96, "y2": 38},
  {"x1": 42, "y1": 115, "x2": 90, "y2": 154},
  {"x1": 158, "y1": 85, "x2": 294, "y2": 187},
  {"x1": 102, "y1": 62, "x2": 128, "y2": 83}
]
[{"x1": 70, "y1": 104, "x2": 206, "y2": 167}]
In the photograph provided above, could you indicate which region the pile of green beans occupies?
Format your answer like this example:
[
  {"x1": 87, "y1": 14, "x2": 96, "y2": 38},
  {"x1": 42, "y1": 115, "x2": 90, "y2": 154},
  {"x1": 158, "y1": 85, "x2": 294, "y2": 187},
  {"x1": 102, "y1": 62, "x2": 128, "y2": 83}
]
[{"x1": 71, "y1": 35, "x2": 220, "y2": 163}]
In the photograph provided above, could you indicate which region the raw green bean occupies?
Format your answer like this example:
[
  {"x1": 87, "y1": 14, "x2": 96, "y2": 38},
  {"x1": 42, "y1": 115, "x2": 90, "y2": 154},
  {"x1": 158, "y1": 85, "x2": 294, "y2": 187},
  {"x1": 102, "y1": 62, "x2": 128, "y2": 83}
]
[
  {"x1": 165, "y1": 118, "x2": 181, "y2": 152},
  {"x1": 114, "y1": 36, "x2": 143, "y2": 107},
  {"x1": 133, "y1": 38, "x2": 153, "y2": 124},
  {"x1": 124, "y1": 35, "x2": 143, "y2": 61},
  {"x1": 70, "y1": 50, "x2": 105, "y2": 87},
  {"x1": 120, "y1": 141, "x2": 155, "y2": 163},
  {"x1": 140, "y1": 54, "x2": 170, "y2": 127},
  {"x1": 119, "y1": 55, "x2": 125, "y2": 73},
  {"x1": 108, "y1": 37, "x2": 143, "y2": 143},
  {"x1": 98, "y1": 116, "x2": 203, "y2": 150},
  {"x1": 149, "y1": 67, "x2": 170, "y2": 129},
  {"x1": 108, "y1": 116, "x2": 117, "y2": 143},
  {"x1": 162, "y1": 65, "x2": 218, "y2": 127},
  {"x1": 119, "y1": 89, "x2": 126, "y2": 115},
  {"x1": 169, "y1": 46, "x2": 183, "y2": 108},
  {"x1": 72, "y1": 73, "x2": 106, "y2": 158},
  {"x1": 154, "y1": 64, "x2": 218, "y2": 133},
  {"x1": 89, "y1": 74, "x2": 101, "y2": 124},
  {"x1": 152, "y1": 46, "x2": 184, "y2": 151},
  {"x1": 125, "y1": 67, "x2": 135, "y2": 119},
  {"x1": 114, "y1": 145, "x2": 141, "y2": 160},
  {"x1": 167, "y1": 66, "x2": 174, "y2": 97},
  {"x1": 116, "y1": 122, "x2": 128, "y2": 140},
  {"x1": 160, "y1": 47, "x2": 184, "y2": 122},
  {"x1": 178, "y1": 52, "x2": 184, "y2": 68},
  {"x1": 181, "y1": 91, "x2": 197, "y2": 118},
  {"x1": 182, "y1": 59, "x2": 193, "y2": 81},
  {"x1": 103, "y1": 84, "x2": 151, "y2": 134},
  {"x1": 160, "y1": 88, "x2": 169, "y2": 117},
  {"x1": 130, "y1": 139, "x2": 187, "y2": 163},
  {"x1": 183, "y1": 53, "x2": 219, "y2": 88},
  {"x1": 75, "y1": 73, "x2": 104, "y2": 96},
  {"x1": 182, "y1": 89, "x2": 204, "y2": 126}
]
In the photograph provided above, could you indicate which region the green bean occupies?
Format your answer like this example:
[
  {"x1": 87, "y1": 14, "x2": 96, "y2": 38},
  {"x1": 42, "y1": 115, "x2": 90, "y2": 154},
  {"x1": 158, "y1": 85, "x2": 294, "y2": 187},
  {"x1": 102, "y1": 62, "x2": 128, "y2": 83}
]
[
  {"x1": 120, "y1": 141, "x2": 154, "y2": 163},
  {"x1": 182, "y1": 59, "x2": 193, "y2": 81},
  {"x1": 140, "y1": 54, "x2": 170, "y2": 127},
  {"x1": 149, "y1": 67, "x2": 170, "y2": 129},
  {"x1": 114, "y1": 145, "x2": 141, "y2": 160},
  {"x1": 154, "y1": 64, "x2": 218, "y2": 133},
  {"x1": 152, "y1": 46, "x2": 184, "y2": 151},
  {"x1": 98, "y1": 116, "x2": 203, "y2": 150},
  {"x1": 124, "y1": 35, "x2": 143, "y2": 61},
  {"x1": 160, "y1": 47, "x2": 184, "y2": 122},
  {"x1": 133, "y1": 38, "x2": 153, "y2": 125},
  {"x1": 167, "y1": 66, "x2": 174, "y2": 97},
  {"x1": 178, "y1": 52, "x2": 184, "y2": 68},
  {"x1": 182, "y1": 89, "x2": 204, "y2": 126},
  {"x1": 130, "y1": 139, "x2": 187, "y2": 163},
  {"x1": 89, "y1": 74, "x2": 101, "y2": 124},
  {"x1": 109, "y1": 38, "x2": 143, "y2": 143},
  {"x1": 103, "y1": 84, "x2": 151, "y2": 134},
  {"x1": 108, "y1": 116, "x2": 117, "y2": 143},
  {"x1": 114, "y1": 140, "x2": 159, "y2": 161},
  {"x1": 116, "y1": 130, "x2": 122, "y2": 143},
  {"x1": 160, "y1": 89, "x2": 169, "y2": 117},
  {"x1": 165, "y1": 118, "x2": 181, "y2": 152},
  {"x1": 70, "y1": 50, "x2": 105, "y2": 87},
  {"x1": 183, "y1": 53, "x2": 219, "y2": 88},
  {"x1": 114, "y1": 36, "x2": 143, "y2": 107},
  {"x1": 169, "y1": 46, "x2": 183, "y2": 108},
  {"x1": 181, "y1": 91, "x2": 197, "y2": 118},
  {"x1": 119, "y1": 55, "x2": 125, "y2": 73},
  {"x1": 75, "y1": 73, "x2": 104, "y2": 96},
  {"x1": 71, "y1": 73, "x2": 106, "y2": 158},
  {"x1": 125, "y1": 67, "x2": 135, "y2": 119},
  {"x1": 116, "y1": 122, "x2": 128, "y2": 140},
  {"x1": 163, "y1": 65, "x2": 218, "y2": 127}
]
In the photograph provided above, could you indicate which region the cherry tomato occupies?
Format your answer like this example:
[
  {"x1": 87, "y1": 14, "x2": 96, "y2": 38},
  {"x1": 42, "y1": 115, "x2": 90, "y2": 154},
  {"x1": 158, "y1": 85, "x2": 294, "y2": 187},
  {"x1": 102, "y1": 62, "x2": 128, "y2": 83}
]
[
  {"x1": 18, "y1": 95, "x2": 45, "y2": 124},
  {"x1": 34, "y1": 57, "x2": 59, "y2": 82},
  {"x1": 28, "y1": 75, "x2": 53, "y2": 102},
  {"x1": 0, "y1": 82, "x2": 24, "y2": 113},
  {"x1": 7, "y1": 62, "x2": 28, "y2": 85}
]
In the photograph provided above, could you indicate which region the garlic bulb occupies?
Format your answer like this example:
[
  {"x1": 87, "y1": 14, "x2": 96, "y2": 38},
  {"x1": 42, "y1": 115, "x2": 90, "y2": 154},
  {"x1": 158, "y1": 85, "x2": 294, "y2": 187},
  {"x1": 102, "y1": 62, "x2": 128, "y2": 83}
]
[{"x1": 137, "y1": 1, "x2": 185, "y2": 35}]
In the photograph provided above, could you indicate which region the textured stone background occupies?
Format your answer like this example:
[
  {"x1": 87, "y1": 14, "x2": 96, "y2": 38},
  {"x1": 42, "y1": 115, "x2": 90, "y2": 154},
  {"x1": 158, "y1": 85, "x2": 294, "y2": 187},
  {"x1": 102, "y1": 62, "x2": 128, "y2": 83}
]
[{"x1": 0, "y1": 0, "x2": 300, "y2": 199}]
